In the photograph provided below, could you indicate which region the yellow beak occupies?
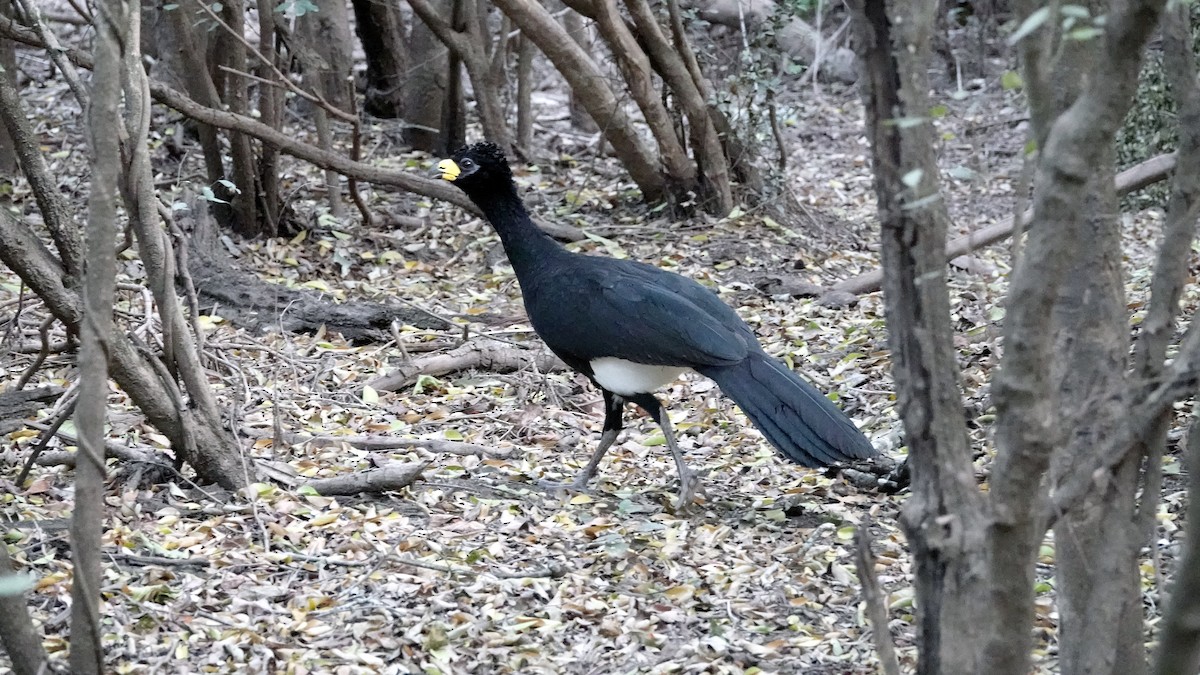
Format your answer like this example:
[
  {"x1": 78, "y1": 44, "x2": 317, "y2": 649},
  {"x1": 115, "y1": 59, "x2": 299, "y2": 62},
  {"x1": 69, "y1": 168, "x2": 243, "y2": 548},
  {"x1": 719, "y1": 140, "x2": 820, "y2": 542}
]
[{"x1": 434, "y1": 159, "x2": 461, "y2": 181}]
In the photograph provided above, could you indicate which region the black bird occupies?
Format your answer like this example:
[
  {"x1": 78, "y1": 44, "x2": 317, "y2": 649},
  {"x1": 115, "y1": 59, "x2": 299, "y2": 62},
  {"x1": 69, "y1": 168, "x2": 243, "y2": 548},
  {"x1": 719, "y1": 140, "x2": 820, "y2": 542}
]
[{"x1": 434, "y1": 142, "x2": 875, "y2": 507}]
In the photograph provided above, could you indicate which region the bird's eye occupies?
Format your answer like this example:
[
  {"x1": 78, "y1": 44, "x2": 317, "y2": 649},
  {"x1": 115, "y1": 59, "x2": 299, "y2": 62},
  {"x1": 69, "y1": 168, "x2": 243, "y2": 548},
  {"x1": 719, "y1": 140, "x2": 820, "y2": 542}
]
[{"x1": 460, "y1": 158, "x2": 476, "y2": 170}]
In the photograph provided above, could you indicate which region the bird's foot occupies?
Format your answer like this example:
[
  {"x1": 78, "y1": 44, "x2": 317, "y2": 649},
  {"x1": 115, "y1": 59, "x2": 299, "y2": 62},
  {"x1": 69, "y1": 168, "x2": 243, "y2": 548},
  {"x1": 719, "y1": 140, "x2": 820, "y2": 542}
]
[
  {"x1": 534, "y1": 476, "x2": 593, "y2": 494},
  {"x1": 673, "y1": 468, "x2": 707, "y2": 513}
]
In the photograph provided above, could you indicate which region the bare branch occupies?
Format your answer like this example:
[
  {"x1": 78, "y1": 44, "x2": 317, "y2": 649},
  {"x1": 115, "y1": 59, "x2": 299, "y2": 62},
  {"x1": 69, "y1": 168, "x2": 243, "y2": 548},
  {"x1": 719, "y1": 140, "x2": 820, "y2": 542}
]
[
  {"x1": 302, "y1": 460, "x2": 429, "y2": 496},
  {"x1": 854, "y1": 525, "x2": 901, "y2": 675},
  {"x1": 368, "y1": 338, "x2": 567, "y2": 392}
]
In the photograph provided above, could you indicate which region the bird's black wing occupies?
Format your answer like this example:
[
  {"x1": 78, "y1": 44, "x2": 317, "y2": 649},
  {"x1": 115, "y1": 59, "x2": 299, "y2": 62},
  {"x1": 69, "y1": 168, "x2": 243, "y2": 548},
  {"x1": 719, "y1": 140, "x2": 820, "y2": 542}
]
[{"x1": 525, "y1": 256, "x2": 754, "y2": 368}]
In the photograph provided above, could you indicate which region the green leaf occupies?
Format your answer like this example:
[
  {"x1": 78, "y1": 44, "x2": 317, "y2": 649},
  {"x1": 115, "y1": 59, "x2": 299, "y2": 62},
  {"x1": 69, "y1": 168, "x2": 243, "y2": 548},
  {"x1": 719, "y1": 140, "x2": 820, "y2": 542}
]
[
  {"x1": 1008, "y1": 7, "x2": 1051, "y2": 45},
  {"x1": 901, "y1": 168, "x2": 924, "y2": 188},
  {"x1": 443, "y1": 428, "x2": 464, "y2": 441},
  {"x1": 0, "y1": 574, "x2": 34, "y2": 597},
  {"x1": 1066, "y1": 26, "x2": 1103, "y2": 41},
  {"x1": 1001, "y1": 70, "x2": 1024, "y2": 91},
  {"x1": 902, "y1": 193, "x2": 942, "y2": 211},
  {"x1": 886, "y1": 116, "x2": 927, "y2": 129},
  {"x1": 928, "y1": 104, "x2": 948, "y2": 118},
  {"x1": 948, "y1": 165, "x2": 977, "y2": 181}
]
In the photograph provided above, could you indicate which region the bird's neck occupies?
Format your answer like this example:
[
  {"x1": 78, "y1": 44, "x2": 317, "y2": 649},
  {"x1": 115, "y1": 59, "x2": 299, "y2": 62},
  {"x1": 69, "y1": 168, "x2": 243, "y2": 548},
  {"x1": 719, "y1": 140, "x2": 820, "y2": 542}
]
[{"x1": 475, "y1": 189, "x2": 564, "y2": 277}]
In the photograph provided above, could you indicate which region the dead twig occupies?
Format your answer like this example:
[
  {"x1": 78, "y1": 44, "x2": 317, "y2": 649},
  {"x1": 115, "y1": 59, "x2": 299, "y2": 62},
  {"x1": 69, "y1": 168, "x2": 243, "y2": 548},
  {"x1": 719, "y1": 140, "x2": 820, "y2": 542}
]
[
  {"x1": 854, "y1": 523, "x2": 902, "y2": 675},
  {"x1": 258, "y1": 429, "x2": 515, "y2": 459}
]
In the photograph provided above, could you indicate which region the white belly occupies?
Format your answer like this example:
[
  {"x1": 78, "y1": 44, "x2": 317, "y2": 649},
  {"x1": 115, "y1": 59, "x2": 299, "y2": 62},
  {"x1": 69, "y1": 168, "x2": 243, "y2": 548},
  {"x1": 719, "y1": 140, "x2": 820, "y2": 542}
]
[{"x1": 590, "y1": 357, "x2": 686, "y2": 396}]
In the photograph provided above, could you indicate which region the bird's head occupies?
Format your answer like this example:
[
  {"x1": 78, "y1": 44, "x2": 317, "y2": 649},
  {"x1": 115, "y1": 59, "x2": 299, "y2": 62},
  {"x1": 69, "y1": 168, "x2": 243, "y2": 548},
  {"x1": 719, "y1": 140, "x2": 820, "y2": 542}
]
[{"x1": 432, "y1": 142, "x2": 514, "y2": 199}]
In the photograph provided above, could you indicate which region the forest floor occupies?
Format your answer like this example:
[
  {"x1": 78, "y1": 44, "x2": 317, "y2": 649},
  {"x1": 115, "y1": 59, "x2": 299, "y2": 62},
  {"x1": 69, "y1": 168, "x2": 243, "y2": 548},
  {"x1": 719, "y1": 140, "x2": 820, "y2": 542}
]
[{"x1": 0, "y1": 33, "x2": 1194, "y2": 675}]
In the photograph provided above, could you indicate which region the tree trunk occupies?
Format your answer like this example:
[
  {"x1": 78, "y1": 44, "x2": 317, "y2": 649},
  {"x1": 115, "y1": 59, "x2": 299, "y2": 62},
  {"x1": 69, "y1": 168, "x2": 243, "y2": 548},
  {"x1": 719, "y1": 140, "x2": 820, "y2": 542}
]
[
  {"x1": 848, "y1": 1, "x2": 987, "y2": 671},
  {"x1": 1050, "y1": 160, "x2": 1145, "y2": 675},
  {"x1": 405, "y1": 0, "x2": 458, "y2": 152},
  {"x1": 0, "y1": 0, "x2": 19, "y2": 177},
  {"x1": 408, "y1": 0, "x2": 512, "y2": 151},
  {"x1": 152, "y1": 0, "x2": 231, "y2": 224},
  {"x1": 561, "y1": 10, "x2": 597, "y2": 132},
  {"x1": 0, "y1": 543, "x2": 46, "y2": 675},
  {"x1": 1149, "y1": 10, "x2": 1200, "y2": 671},
  {"x1": 254, "y1": 0, "x2": 282, "y2": 232},
  {"x1": 216, "y1": 0, "x2": 260, "y2": 235},
  {"x1": 352, "y1": 0, "x2": 410, "y2": 118},
  {"x1": 299, "y1": 0, "x2": 353, "y2": 110},
  {"x1": 71, "y1": 0, "x2": 127, "y2": 671}
]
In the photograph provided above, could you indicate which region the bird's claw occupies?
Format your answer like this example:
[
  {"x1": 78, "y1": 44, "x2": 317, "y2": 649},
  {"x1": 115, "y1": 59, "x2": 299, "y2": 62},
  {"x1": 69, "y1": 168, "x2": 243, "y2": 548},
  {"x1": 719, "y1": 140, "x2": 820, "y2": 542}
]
[
  {"x1": 674, "y1": 468, "x2": 707, "y2": 512},
  {"x1": 535, "y1": 478, "x2": 592, "y2": 494}
]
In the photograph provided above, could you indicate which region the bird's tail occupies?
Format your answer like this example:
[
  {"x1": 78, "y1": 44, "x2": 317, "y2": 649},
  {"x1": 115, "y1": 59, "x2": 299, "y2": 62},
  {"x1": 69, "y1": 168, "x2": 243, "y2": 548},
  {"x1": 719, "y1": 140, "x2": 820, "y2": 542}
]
[{"x1": 696, "y1": 351, "x2": 875, "y2": 467}]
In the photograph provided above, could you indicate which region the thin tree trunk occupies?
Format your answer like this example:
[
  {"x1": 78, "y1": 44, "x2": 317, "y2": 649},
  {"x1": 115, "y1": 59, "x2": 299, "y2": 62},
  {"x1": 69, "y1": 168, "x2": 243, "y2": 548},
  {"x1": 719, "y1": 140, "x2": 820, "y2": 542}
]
[
  {"x1": 1050, "y1": 159, "x2": 1144, "y2": 675},
  {"x1": 254, "y1": 0, "x2": 281, "y2": 232},
  {"x1": 351, "y1": 0, "x2": 409, "y2": 118},
  {"x1": 407, "y1": 0, "x2": 512, "y2": 150},
  {"x1": 0, "y1": 65, "x2": 82, "y2": 274},
  {"x1": 624, "y1": 0, "x2": 731, "y2": 212},
  {"x1": 160, "y1": 0, "x2": 228, "y2": 222},
  {"x1": 217, "y1": 0, "x2": 259, "y2": 234},
  {"x1": 1145, "y1": 5, "x2": 1200, "y2": 672},
  {"x1": 71, "y1": 0, "x2": 126, "y2": 671},
  {"x1": 0, "y1": 0, "x2": 19, "y2": 177},
  {"x1": 0, "y1": 535, "x2": 47, "y2": 675},
  {"x1": 1153, "y1": 422, "x2": 1200, "y2": 675},
  {"x1": 848, "y1": 2, "x2": 986, "y2": 672},
  {"x1": 561, "y1": 10, "x2": 596, "y2": 132},
  {"x1": 516, "y1": 32, "x2": 533, "y2": 151},
  {"x1": 404, "y1": 0, "x2": 455, "y2": 152}
]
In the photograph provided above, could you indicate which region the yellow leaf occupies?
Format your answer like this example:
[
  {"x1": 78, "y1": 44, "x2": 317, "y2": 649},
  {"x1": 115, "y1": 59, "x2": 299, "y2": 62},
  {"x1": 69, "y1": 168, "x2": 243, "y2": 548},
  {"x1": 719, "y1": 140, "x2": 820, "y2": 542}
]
[
  {"x1": 310, "y1": 512, "x2": 339, "y2": 527},
  {"x1": 663, "y1": 584, "x2": 695, "y2": 601}
]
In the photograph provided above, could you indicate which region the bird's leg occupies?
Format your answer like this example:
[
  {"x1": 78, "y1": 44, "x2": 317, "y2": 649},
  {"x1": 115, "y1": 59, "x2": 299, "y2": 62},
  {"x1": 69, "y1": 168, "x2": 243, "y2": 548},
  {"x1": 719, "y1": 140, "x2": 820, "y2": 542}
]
[
  {"x1": 630, "y1": 394, "x2": 703, "y2": 510},
  {"x1": 539, "y1": 390, "x2": 623, "y2": 491}
]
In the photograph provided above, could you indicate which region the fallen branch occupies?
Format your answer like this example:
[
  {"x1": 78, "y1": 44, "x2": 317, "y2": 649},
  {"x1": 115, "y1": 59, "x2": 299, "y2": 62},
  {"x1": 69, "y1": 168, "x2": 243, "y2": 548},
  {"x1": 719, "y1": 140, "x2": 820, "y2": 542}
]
[
  {"x1": 368, "y1": 338, "x2": 567, "y2": 392},
  {"x1": 302, "y1": 460, "x2": 429, "y2": 495},
  {"x1": 9, "y1": 421, "x2": 172, "y2": 471},
  {"x1": 829, "y1": 152, "x2": 1178, "y2": 297},
  {"x1": 107, "y1": 553, "x2": 210, "y2": 567},
  {"x1": 291, "y1": 432, "x2": 515, "y2": 458},
  {"x1": 180, "y1": 201, "x2": 452, "y2": 338},
  {"x1": 0, "y1": 386, "x2": 63, "y2": 436}
]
